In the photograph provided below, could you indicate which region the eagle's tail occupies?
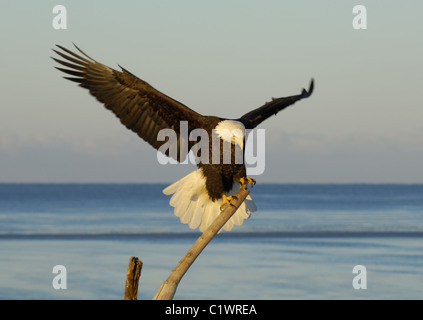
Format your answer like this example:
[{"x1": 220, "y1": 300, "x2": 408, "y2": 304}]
[{"x1": 163, "y1": 169, "x2": 257, "y2": 232}]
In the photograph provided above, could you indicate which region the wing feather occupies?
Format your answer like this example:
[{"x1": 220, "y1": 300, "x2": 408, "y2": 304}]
[
  {"x1": 52, "y1": 44, "x2": 207, "y2": 162},
  {"x1": 238, "y1": 79, "x2": 314, "y2": 129}
]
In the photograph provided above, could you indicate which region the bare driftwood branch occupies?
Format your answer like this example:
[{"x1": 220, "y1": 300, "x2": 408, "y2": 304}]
[
  {"x1": 123, "y1": 256, "x2": 143, "y2": 300},
  {"x1": 153, "y1": 183, "x2": 251, "y2": 300}
]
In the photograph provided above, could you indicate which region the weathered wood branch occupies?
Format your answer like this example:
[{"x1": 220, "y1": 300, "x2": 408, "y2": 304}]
[
  {"x1": 153, "y1": 183, "x2": 251, "y2": 300},
  {"x1": 123, "y1": 256, "x2": 143, "y2": 300}
]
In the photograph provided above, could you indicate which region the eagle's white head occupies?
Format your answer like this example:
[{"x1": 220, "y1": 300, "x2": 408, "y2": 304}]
[{"x1": 214, "y1": 120, "x2": 245, "y2": 150}]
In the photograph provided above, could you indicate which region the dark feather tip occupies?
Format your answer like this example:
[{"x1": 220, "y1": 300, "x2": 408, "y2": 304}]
[
  {"x1": 308, "y1": 78, "x2": 314, "y2": 95},
  {"x1": 302, "y1": 78, "x2": 314, "y2": 98}
]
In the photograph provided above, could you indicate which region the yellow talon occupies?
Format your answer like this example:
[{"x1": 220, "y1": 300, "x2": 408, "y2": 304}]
[
  {"x1": 240, "y1": 177, "x2": 256, "y2": 186},
  {"x1": 220, "y1": 195, "x2": 238, "y2": 211}
]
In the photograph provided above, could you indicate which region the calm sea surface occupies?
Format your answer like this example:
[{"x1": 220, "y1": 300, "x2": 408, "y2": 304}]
[{"x1": 0, "y1": 183, "x2": 422, "y2": 299}]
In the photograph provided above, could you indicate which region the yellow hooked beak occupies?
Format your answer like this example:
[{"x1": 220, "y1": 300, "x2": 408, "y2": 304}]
[{"x1": 232, "y1": 136, "x2": 244, "y2": 150}]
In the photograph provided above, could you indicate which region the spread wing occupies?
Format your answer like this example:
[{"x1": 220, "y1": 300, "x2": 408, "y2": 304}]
[
  {"x1": 52, "y1": 44, "x2": 207, "y2": 162},
  {"x1": 237, "y1": 79, "x2": 314, "y2": 129}
]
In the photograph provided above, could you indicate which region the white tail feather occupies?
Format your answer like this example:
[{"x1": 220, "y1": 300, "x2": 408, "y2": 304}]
[{"x1": 163, "y1": 169, "x2": 257, "y2": 232}]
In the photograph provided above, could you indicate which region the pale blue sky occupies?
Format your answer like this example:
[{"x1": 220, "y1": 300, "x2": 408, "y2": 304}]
[{"x1": 0, "y1": 1, "x2": 422, "y2": 183}]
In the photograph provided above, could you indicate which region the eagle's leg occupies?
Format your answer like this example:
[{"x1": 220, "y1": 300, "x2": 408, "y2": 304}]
[
  {"x1": 220, "y1": 194, "x2": 238, "y2": 211},
  {"x1": 239, "y1": 177, "x2": 256, "y2": 186}
]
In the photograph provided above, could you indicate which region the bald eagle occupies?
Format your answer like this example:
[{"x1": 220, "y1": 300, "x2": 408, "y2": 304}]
[{"x1": 52, "y1": 44, "x2": 314, "y2": 232}]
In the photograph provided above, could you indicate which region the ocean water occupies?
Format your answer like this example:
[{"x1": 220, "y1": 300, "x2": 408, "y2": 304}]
[{"x1": 0, "y1": 183, "x2": 422, "y2": 299}]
